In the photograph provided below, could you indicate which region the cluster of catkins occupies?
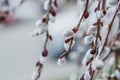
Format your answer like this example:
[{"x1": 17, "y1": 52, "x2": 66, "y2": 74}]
[
  {"x1": 0, "y1": 0, "x2": 10, "y2": 23},
  {"x1": 31, "y1": 0, "x2": 58, "y2": 80},
  {"x1": 0, "y1": 0, "x2": 25, "y2": 24},
  {"x1": 32, "y1": 0, "x2": 120, "y2": 80}
]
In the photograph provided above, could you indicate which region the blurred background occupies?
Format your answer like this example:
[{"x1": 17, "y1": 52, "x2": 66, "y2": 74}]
[{"x1": 0, "y1": 0, "x2": 84, "y2": 80}]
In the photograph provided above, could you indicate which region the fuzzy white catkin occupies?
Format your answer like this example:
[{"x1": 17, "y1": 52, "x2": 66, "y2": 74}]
[
  {"x1": 62, "y1": 30, "x2": 74, "y2": 38},
  {"x1": 82, "y1": 57, "x2": 89, "y2": 67},
  {"x1": 64, "y1": 40, "x2": 75, "y2": 51},
  {"x1": 40, "y1": 54, "x2": 47, "y2": 64},
  {"x1": 115, "y1": 69, "x2": 120, "y2": 79},
  {"x1": 49, "y1": 13, "x2": 55, "y2": 23},
  {"x1": 95, "y1": 10, "x2": 104, "y2": 19},
  {"x1": 82, "y1": 49, "x2": 94, "y2": 67},
  {"x1": 108, "y1": 57, "x2": 115, "y2": 66},
  {"x1": 84, "y1": 71, "x2": 91, "y2": 80},
  {"x1": 92, "y1": 57, "x2": 104, "y2": 71},
  {"x1": 85, "y1": 49, "x2": 94, "y2": 59},
  {"x1": 31, "y1": 68, "x2": 38, "y2": 80},
  {"x1": 84, "y1": 34, "x2": 94, "y2": 44},
  {"x1": 87, "y1": 25, "x2": 97, "y2": 34},
  {"x1": 114, "y1": 41, "x2": 120, "y2": 50},
  {"x1": 57, "y1": 57, "x2": 66, "y2": 66},
  {"x1": 36, "y1": 20, "x2": 42, "y2": 27},
  {"x1": 43, "y1": 0, "x2": 50, "y2": 11},
  {"x1": 32, "y1": 28, "x2": 41, "y2": 37},
  {"x1": 32, "y1": 26, "x2": 48, "y2": 37}
]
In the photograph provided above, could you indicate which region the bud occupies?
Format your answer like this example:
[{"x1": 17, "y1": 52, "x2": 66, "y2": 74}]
[
  {"x1": 42, "y1": 49, "x2": 48, "y2": 57},
  {"x1": 36, "y1": 18, "x2": 47, "y2": 27},
  {"x1": 86, "y1": 48, "x2": 96, "y2": 59},
  {"x1": 57, "y1": 57, "x2": 66, "y2": 66},
  {"x1": 84, "y1": 11, "x2": 89, "y2": 19},
  {"x1": 84, "y1": 34, "x2": 94, "y2": 44}
]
